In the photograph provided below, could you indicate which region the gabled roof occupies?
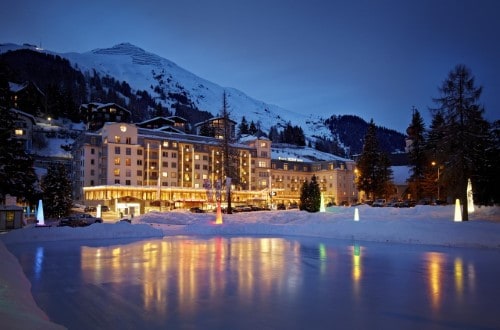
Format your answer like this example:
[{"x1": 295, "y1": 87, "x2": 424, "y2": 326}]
[{"x1": 136, "y1": 116, "x2": 175, "y2": 126}]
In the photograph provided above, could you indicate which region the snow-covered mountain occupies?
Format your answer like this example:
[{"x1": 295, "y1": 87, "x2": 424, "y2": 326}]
[
  {"x1": 1, "y1": 42, "x2": 405, "y2": 157},
  {"x1": 62, "y1": 43, "x2": 330, "y2": 138}
]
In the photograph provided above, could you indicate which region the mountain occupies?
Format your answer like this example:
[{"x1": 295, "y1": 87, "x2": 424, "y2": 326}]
[{"x1": 0, "y1": 42, "x2": 406, "y2": 156}]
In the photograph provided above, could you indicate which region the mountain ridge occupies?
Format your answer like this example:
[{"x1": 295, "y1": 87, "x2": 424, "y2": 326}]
[{"x1": 0, "y1": 42, "x2": 406, "y2": 156}]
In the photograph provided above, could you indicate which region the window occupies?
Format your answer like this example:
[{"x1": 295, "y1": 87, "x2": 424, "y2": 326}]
[
  {"x1": 125, "y1": 158, "x2": 131, "y2": 166},
  {"x1": 90, "y1": 159, "x2": 95, "y2": 165},
  {"x1": 115, "y1": 135, "x2": 121, "y2": 143},
  {"x1": 162, "y1": 161, "x2": 168, "y2": 168},
  {"x1": 171, "y1": 162, "x2": 177, "y2": 168},
  {"x1": 172, "y1": 142, "x2": 177, "y2": 148},
  {"x1": 171, "y1": 172, "x2": 177, "y2": 178},
  {"x1": 126, "y1": 137, "x2": 131, "y2": 144},
  {"x1": 163, "y1": 141, "x2": 169, "y2": 147},
  {"x1": 15, "y1": 129, "x2": 23, "y2": 136},
  {"x1": 115, "y1": 146, "x2": 121, "y2": 154},
  {"x1": 137, "y1": 160, "x2": 142, "y2": 166},
  {"x1": 137, "y1": 149, "x2": 143, "y2": 156},
  {"x1": 258, "y1": 161, "x2": 267, "y2": 168},
  {"x1": 114, "y1": 179, "x2": 120, "y2": 184},
  {"x1": 162, "y1": 151, "x2": 168, "y2": 157},
  {"x1": 125, "y1": 180, "x2": 131, "y2": 185},
  {"x1": 91, "y1": 148, "x2": 95, "y2": 155},
  {"x1": 172, "y1": 152, "x2": 177, "y2": 158},
  {"x1": 126, "y1": 170, "x2": 131, "y2": 177},
  {"x1": 114, "y1": 169, "x2": 120, "y2": 176},
  {"x1": 194, "y1": 154, "x2": 200, "y2": 160},
  {"x1": 284, "y1": 164, "x2": 288, "y2": 170},
  {"x1": 260, "y1": 151, "x2": 268, "y2": 157},
  {"x1": 195, "y1": 164, "x2": 200, "y2": 169},
  {"x1": 162, "y1": 171, "x2": 168, "y2": 177},
  {"x1": 260, "y1": 142, "x2": 267, "y2": 147},
  {"x1": 114, "y1": 157, "x2": 121, "y2": 165},
  {"x1": 90, "y1": 169, "x2": 95, "y2": 176},
  {"x1": 126, "y1": 148, "x2": 131, "y2": 155},
  {"x1": 137, "y1": 170, "x2": 143, "y2": 176}
]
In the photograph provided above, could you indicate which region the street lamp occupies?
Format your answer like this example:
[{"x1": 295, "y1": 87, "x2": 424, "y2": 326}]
[
  {"x1": 268, "y1": 169, "x2": 273, "y2": 209},
  {"x1": 431, "y1": 161, "x2": 440, "y2": 201}
]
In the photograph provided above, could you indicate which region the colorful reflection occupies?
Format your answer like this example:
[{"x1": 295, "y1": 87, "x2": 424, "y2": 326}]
[
  {"x1": 351, "y1": 243, "x2": 363, "y2": 300},
  {"x1": 81, "y1": 237, "x2": 301, "y2": 318},
  {"x1": 33, "y1": 246, "x2": 44, "y2": 281},
  {"x1": 424, "y1": 253, "x2": 476, "y2": 312}
]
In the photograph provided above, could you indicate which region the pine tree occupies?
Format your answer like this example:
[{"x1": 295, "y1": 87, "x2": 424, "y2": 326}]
[
  {"x1": 238, "y1": 116, "x2": 249, "y2": 136},
  {"x1": 0, "y1": 108, "x2": 38, "y2": 204},
  {"x1": 406, "y1": 108, "x2": 427, "y2": 201},
  {"x1": 356, "y1": 119, "x2": 393, "y2": 200},
  {"x1": 41, "y1": 163, "x2": 73, "y2": 218},
  {"x1": 308, "y1": 175, "x2": 321, "y2": 212},
  {"x1": 299, "y1": 176, "x2": 321, "y2": 212},
  {"x1": 248, "y1": 121, "x2": 258, "y2": 135},
  {"x1": 431, "y1": 65, "x2": 490, "y2": 220},
  {"x1": 299, "y1": 179, "x2": 309, "y2": 211}
]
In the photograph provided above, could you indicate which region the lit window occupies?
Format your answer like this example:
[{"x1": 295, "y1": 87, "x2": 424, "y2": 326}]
[
  {"x1": 15, "y1": 129, "x2": 23, "y2": 136},
  {"x1": 260, "y1": 142, "x2": 267, "y2": 147},
  {"x1": 114, "y1": 157, "x2": 121, "y2": 165},
  {"x1": 115, "y1": 135, "x2": 121, "y2": 143},
  {"x1": 258, "y1": 161, "x2": 267, "y2": 168},
  {"x1": 125, "y1": 158, "x2": 131, "y2": 166},
  {"x1": 114, "y1": 169, "x2": 120, "y2": 176}
]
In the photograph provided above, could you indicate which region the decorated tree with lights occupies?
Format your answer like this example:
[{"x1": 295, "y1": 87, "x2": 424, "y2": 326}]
[
  {"x1": 41, "y1": 163, "x2": 73, "y2": 218},
  {"x1": 299, "y1": 175, "x2": 321, "y2": 212}
]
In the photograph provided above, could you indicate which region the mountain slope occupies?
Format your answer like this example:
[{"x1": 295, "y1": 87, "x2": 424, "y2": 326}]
[{"x1": 1, "y1": 42, "x2": 406, "y2": 156}]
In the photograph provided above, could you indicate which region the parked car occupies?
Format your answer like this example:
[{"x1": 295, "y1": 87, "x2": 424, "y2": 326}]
[
  {"x1": 189, "y1": 207, "x2": 205, "y2": 213},
  {"x1": 84, "y1": 206, "x2": 96, "y2": 212},
  {"x1": 372, "y1": 199, "x2": 386, "y2": 207},
  {"x1": 59, "y1": 213, "x2": 103, "y2": 227}
]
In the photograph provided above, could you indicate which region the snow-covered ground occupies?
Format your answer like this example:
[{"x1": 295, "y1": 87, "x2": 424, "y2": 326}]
[{"x1": 1, "y1": 205, "x2": 499, "y2": 329}]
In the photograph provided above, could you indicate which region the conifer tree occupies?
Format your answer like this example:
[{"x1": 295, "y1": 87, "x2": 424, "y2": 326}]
[
  {"x1": 238, "y1": 116, "x2": 249, "y2": 136},
  {"x1": 406, "y1": 108, "x2": 427, "y2": 201},
  {"x1": 41, "y1": 163, "x2": 73, "y2": 218},
  {"x1": 0, "y1": 109, "x2": 38, "y2": 204},
  {"x1": 431, "y1": 65, "x2": 490, "y2": 220},
  {"x1": 299, "y1": 175, "x2": 321, "y2": 212},
  {"x1": 356, "y1": 119, "x2": 393, "y2": 200}
]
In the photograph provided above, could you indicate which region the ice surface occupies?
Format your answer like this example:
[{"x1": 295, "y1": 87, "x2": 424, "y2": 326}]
[{"x1": 0, "y1": 205, "x2": 499, "y2": 329}]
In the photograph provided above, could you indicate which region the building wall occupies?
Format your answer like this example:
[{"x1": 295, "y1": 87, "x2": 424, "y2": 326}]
[{"x1": 72, "y1": 122, "x2": 359, "y2": 211}]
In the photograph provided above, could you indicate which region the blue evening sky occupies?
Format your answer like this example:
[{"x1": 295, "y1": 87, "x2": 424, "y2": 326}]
[{"x1": 1, "y1": 0, "x2": 498, "y2": 132}]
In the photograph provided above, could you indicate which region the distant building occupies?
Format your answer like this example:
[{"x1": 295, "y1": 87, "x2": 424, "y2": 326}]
[
  {"x1": 193, "y1": 116, "x2": 236, "y2": 140},
  {"x1": 80, "y1": 102, "x2": 132, "y2": 131},
  {"x1": 7, "y1": 81, "x2": 46, "y2": 116},
  {"x1": 136, "y1": 116, "x2": 187, "y2": 133},
  {"x1": 9, "y1": 108, "x2": 36, "y2": 153}
]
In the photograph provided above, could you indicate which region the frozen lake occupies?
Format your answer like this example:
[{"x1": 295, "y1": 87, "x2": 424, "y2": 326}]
[{"x1": 8, "y1": 236, "x2": 500, "y2": 329}]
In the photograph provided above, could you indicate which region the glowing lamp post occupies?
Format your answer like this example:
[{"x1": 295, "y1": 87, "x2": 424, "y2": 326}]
[
  {"x1": 431, "y1": 161, "x2": 441, "y2": 201},
  {"x1": 454, "y1": 199, "x2": 462, "y2": 222},
  {"x1": 214, "y1": 180, "x2": 223, "y2": 225}
]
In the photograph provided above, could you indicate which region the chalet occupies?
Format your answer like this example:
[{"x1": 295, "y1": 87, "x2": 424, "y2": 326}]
[{"x1": 80, "y1": 102, "x2": 132, "y2": 131}]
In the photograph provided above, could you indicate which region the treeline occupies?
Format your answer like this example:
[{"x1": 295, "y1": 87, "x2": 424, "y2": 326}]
[{"x1": 325, "y1": 114, "x2": 406, "y2": 155}]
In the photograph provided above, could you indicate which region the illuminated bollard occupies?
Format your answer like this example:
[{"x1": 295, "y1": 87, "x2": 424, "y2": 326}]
[
  {"x1": 454, "y1": 199, "x2": 462, "y2": 222},
  {"x1": 36, "y1": 199, "x2": 45, "y2": 225},
  {"x1": 354, "y1": 207, "x2": 360, "y2": 221},
  {"x1": 215, "y1": 201, "x2": 223, "y2": 225}
]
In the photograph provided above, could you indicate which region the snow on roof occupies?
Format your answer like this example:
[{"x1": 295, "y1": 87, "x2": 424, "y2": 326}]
[{"x1": 272, "y1": 145, "x2": 351, "y2": 163}]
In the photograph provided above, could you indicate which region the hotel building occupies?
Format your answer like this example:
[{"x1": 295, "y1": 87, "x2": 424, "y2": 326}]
[{"x1": 72, "y1": 122, "x2": 358, "y2": 216}]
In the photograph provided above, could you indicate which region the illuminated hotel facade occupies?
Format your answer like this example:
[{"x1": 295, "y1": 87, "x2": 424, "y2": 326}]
[{"x1": 72, "y1": 122, "x2": 358, "y2": 215}]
